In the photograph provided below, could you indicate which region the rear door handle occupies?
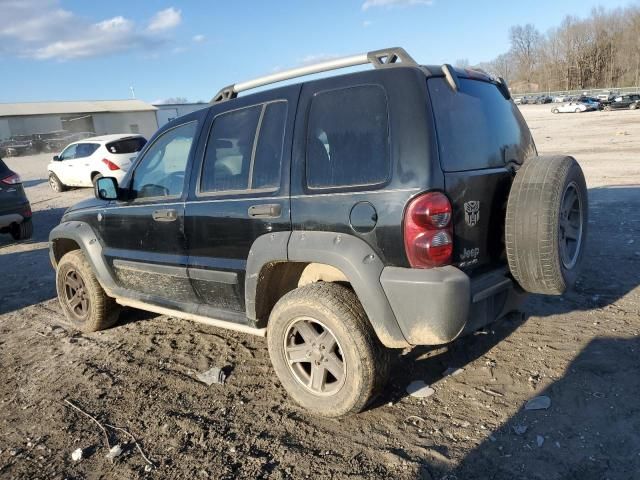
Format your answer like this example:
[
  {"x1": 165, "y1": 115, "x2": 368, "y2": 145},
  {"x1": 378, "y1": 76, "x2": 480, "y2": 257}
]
[
  {"x1": 248, "y1": 204, "x2": 282, "y2": 218},
  {"x1": 152, "y1": 209, "x2": 178, "y2": 222}
]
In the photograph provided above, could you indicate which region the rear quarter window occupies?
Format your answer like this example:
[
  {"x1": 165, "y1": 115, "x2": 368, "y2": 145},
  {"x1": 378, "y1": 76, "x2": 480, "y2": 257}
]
[
  {"x1": 428, "y1": 77, "x2": 531, "y2": 172},
  {"x1": 306, "y1": 84, "x2": 390, "y2": 190}
]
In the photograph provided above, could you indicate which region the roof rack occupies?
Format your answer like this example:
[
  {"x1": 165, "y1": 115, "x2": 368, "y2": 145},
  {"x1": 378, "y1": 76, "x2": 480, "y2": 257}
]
[{"x1": 211, "y1": 47, "x2": 419, "y2": 103}]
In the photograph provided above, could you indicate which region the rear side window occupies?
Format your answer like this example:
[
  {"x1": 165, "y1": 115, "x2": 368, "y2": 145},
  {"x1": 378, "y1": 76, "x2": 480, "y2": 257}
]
[
  {"x1": 252, "y1": 102, "x2": 287, "y2": 190},
  {"x1": 428, "y1": 77, "x2": 529, "y2": 172},
  {"x1": 74, "y1": 143, "x2": 100, "y2": 158},
  {"x1": 106, "y1": 137, "x2": 147, "y2": 154},
  {"x1": 199, "y1": 101, "x2": 287, "y2": 194},
  {"x1": 306, "y1": 85, "x2": 390, "y2": 189}
]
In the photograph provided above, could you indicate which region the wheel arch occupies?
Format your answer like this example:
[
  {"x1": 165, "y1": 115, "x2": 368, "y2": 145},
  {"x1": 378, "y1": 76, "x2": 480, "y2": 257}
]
[
  {"x1": 49, "y1": 221, "x2": 118, "y2": 295},
  {"x1": 245, "y1": 231, "x2": 409, "y2": 348}
]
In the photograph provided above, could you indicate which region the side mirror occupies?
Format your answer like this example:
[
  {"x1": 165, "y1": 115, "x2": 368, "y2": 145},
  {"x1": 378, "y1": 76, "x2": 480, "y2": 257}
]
[
  {"x1": 95, "y1": 176, "x2": 119, "y2": 201},
  {"x1": 53, "y1": 155, "x2": 60, "y2": 161}
]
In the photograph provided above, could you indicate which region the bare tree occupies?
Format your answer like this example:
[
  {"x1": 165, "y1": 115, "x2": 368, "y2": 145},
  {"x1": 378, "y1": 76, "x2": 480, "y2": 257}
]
[
  {"x1": 509, "y1": 24, "x2": 541, "y2": 83},
  {"x1": 481, "y1": 6, "x2": 640, "y2": 92}
]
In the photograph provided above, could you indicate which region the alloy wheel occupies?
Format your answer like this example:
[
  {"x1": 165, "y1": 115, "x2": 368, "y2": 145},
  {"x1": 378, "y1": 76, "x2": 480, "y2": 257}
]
[
  {"x1": 284, "y1": 317, "x2": 346, "y2": 396},
  {"x1": 559, "y1": 181, "x2": 584, "y2": 269}
]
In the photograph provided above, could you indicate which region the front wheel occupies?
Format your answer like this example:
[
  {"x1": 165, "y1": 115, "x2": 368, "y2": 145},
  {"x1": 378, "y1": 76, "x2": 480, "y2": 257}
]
[
  {"x1": 574, "y1": 108, "x2": 581, "y2": 113},
  {"x1": 630, "y1": 103, "x2": 638, "y2": 110},
  {"x1": 56, "y1": 250, "x2": 120, "y2": 332},
  {"x1": 267, "y1": 282, "x2": 388, "y2": 417},
  {"x1": 552, "y1": 108, "x2": 559, "y2": 114},
  {"x1": 48, "y1": 172, "x2": 67, "y2": 192}
]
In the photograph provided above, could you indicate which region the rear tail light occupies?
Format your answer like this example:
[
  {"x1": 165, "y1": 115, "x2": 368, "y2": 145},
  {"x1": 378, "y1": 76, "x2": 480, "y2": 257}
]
[
  {"x1": 102, "y1": 158, "x2": 120, "y2": 171},
  {"x1": 22, "y1": 206, "x2": 32, "y2": 218},
  {"x1": 1, "y1": 173, "x2": 22, "y2": 185},
  {"x1": 404, "y1": 191, "x2": 453, "y2": 268}
]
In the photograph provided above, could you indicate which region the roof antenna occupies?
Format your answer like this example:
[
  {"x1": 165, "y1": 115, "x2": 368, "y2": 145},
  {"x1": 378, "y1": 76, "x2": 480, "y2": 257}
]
[{"x1": 129, "y1": 86, "x2": 136, "y2": 99}]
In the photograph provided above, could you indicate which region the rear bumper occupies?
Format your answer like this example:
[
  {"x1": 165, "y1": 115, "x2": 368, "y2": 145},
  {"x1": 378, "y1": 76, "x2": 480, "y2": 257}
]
[
  {"x1": 0, "y1": 202, "x2": 31, "y2": 229},
  {"x1": 380, "y1": 265, "x2": 524, "y2": 345}
]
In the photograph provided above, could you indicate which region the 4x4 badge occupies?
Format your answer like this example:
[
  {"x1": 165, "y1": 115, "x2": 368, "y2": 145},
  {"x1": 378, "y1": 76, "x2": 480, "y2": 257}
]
[{"x1": 464, "y1": 201, "x2": 480, "y2": 227}]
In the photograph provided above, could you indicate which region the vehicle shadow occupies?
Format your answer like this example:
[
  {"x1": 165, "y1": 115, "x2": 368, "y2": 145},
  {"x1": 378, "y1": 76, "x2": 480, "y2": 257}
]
[
  {"x1": 0, "y1": 207, "x2": 67, "y2": 315},
  {"x1": 431, "y1": 335, "x2": 640, "y2": 479},
  {"x1": 21, "y1": 178, "x2": 47, "y2": 188},
  {"x1": 525, "y1": 185, "x2": 639, "y2": 318}
]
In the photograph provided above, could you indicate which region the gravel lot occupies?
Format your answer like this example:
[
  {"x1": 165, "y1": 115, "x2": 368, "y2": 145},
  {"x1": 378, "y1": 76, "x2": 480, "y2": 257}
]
[{"x1": 1, "y1": 105, "x2": 639, "y2": 479}]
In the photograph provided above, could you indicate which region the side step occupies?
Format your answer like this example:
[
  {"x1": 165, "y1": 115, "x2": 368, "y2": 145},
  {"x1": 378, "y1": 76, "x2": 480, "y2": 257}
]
[{"x1": 115, "y1": 298, "x2": 267, "y2": 337}]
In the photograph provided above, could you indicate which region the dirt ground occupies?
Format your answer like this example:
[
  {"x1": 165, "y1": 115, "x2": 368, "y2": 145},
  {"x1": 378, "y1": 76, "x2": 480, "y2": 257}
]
[{"x1": 1, "y1": 105, "x2": 639, "y2": 480}]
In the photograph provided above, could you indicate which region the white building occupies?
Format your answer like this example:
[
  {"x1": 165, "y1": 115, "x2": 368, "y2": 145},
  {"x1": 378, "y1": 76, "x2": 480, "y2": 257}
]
[
  {"x1": 0, "y1": 100, "x2": 159, "y2": 141},
  {"x1": 154, "y1": 102, "x2": 208, "y2": 127}
]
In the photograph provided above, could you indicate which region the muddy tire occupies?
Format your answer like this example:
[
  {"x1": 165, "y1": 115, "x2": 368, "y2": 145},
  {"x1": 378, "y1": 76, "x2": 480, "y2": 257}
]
[
  {"x1": 267, "y1": 282, "x2": 388, "y2": 417},
  {"x1": 56, "y1": 250, "x2": 120, "y2": 332},
  {"x1": 506, "y1": 155, "x2": 588, "y2": 295},
  {"x1": 10, "y1": 218, "x2": 32, "y2": 240},
  {"x1": 48, "y1": 172, "x2": 67, "y2": 192}
]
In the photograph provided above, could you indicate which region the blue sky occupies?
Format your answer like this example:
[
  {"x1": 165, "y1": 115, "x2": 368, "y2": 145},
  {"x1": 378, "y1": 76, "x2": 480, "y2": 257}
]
[{"x1": 1, "y1": 0, "x2": 637, "y2": 104}]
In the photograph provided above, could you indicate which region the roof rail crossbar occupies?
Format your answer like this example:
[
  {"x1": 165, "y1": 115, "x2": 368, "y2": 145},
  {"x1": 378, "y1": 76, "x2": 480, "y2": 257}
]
[{"x1": 211, "y1": 47, "x2": 418, "y2": 103}]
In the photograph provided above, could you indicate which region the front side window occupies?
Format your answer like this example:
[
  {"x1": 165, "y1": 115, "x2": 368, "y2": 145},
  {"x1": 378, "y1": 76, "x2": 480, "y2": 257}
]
[
  {"x1": 59, "y1": 144, "x2": 77, "y2": 160},
  {"x1": 306, "y1": 85, "x2": 390, "y2": 189},
  {"x1": 131, "y1": 122, "x2": 197, "y2": 200}
]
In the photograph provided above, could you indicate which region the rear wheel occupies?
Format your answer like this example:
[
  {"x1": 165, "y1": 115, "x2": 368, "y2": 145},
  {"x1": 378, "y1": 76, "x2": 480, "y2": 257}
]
[
  {"x1": 10, "y1": 218, "x2": 32, "y2": 240},
  {"x1": 48, "y1": 172, "x2": 67, "y2": 192},
  {"x1": 506, "y1": 156, "x2": 588, "y2": 295},
  {"x1": 604, "y1": 105, "x2": 612, "y2": 111},
  {"x1": 56, "y1": 250, "x2": 120, "y2": 332},
  {"x1": 574, "y1": 108, "x2": 581, "y2": 113},
  {"x1": 267, "y1": 282, "x2": 388, "y2": 417},
  {"x1": 552, "y1": 108, "x2": 559, "y2": 114}
]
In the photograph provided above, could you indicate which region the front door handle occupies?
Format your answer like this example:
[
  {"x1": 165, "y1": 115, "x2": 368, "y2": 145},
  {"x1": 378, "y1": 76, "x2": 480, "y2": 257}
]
[
  {"x1": 248, "y1": 204, "x2": 282, "y2": 218},
  {"x1": 152, "y1": 208, "x2": 178, "y2": 222}
]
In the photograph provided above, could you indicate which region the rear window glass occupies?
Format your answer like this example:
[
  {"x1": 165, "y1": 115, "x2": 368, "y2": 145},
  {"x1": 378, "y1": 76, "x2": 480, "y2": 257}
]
[
  {"x1": 428, "y1": 78, "x2": 529, "y2": 172},
  {"x1": 306, "y1": 85, "x2": 390, "y2": 189},
  {"x1": 106, "y1": 137, "x2": 147, "y2": 154}
]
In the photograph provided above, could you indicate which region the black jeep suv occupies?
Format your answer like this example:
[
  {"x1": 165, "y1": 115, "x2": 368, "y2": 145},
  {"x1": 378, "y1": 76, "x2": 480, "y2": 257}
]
[{"x1": 49, "y1": 48, "x2": 588, "y2": 416}]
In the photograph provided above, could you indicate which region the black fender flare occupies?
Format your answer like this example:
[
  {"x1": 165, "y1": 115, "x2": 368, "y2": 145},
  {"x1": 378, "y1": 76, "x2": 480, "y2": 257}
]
[
  {"x1": 244, "y1": 231, "x2": 409, "y2": 348},
  {"x1": 49, "y1": 221, "x2": 118, "y2": 296}
]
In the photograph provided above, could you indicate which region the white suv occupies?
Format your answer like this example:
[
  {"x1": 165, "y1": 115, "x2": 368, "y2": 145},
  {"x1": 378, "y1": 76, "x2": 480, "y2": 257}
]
[{"x1": 47, "y1": 134, "x2": 146, "y2": 192}]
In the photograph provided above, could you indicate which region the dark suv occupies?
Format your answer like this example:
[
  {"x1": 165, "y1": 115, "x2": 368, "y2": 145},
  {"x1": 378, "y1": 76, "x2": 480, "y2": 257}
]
[
  {"x1": 49, "y1": 48, "x2": 588, "y2": 417},
  {"x1": 0, "y1": 158, "x2": 33, "y2": 240}
]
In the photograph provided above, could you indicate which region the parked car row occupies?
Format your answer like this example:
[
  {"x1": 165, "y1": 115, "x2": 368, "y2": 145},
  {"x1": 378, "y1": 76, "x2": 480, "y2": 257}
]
[
  {"x1": 515, "y1": 95, "x2": 552, "y2": 105},
  {"x1": 0, "y1": 130, "x2": 97, "y2": 157},
  {"x1": 551, "y1": 94, "x2": 639, "y2": 114}
]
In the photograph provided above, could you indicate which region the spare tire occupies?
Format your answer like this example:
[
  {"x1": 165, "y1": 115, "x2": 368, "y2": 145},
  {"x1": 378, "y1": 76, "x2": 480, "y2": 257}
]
[{"x1": 505, "y1": 155, "x2": 588, "y2": 295}]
